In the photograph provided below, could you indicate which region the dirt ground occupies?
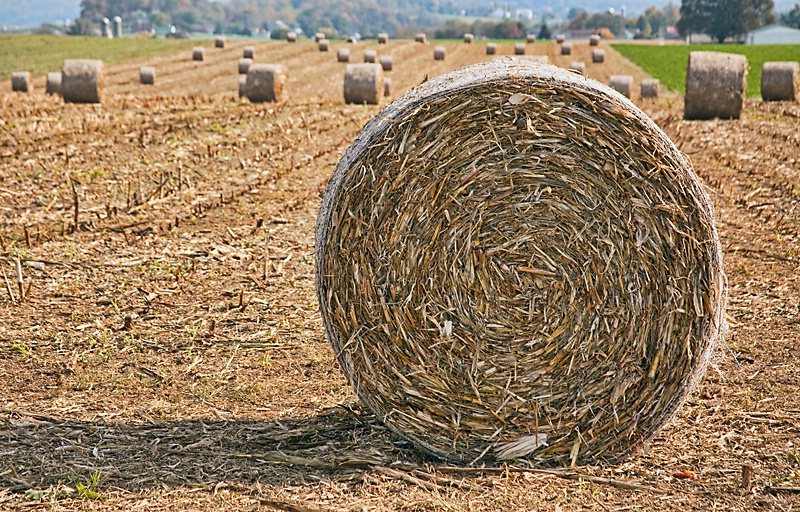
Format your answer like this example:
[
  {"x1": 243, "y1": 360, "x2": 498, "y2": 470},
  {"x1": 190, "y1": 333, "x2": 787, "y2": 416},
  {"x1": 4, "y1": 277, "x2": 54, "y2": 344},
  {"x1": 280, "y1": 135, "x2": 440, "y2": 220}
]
[{"x1": 1, "y1": 39, "x2": 799, "y2": 511}]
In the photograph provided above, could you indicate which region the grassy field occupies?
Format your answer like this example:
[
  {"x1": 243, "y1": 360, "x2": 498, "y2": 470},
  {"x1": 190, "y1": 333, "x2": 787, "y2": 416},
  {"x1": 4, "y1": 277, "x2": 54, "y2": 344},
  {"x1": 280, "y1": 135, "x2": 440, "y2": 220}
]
[
  {"x1": 0, "y1": 34, "x2": 198, "y2": 79},
  {"x1": 613, "y1": 43, "x2": 800, "y2": 97}
]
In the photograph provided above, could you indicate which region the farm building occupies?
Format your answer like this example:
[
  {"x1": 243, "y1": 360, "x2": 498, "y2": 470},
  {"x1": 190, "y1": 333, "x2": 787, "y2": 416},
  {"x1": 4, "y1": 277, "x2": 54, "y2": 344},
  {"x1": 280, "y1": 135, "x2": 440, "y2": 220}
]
[{"x1": 746, "y1": 24, "x2": 800, "y2": 44}]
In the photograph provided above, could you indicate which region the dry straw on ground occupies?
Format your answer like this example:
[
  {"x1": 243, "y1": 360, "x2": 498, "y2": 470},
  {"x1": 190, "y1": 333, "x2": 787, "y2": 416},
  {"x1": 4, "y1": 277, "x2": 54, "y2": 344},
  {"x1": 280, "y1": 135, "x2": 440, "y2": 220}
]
[
  {"x1": 316, "y1": 60, "x2": 726, "y2": 466},
  {"x1": 245, "y1": 64, "x2": 288, "y2": 103},
  {"x1": 684, "y1": 51, "x2": 747, "y2": 120},
  {"x1": 464, "y1": 33, "x2": 474, "y2": 43},
  {"x1": 11, "y1": 71, "x2": 31, "y2": 92},
  {"x1": 344, "y1": 63, "x2": 383, "y2": 105},
  {"x1": 45, "y1": 72, "x2": 61, "y2": 95},
  {"x1": 760, "y1": 61, "x2": 799, "y2": 102},
  {"x1": 61, "y1": 59, "x2": 105, "y2": 103},
  {"x1": 641, "y1": 78, "x2": 659, "y2": 99},
  {"x1": 609, "y1": 75, "x2": 633, "y2": 98},
  {"x1": 139, "y1": 66, "x2": 155, "y2": 85},
  {"x1": 434, "y1": 46, "x2": 446, "y2": 61}
]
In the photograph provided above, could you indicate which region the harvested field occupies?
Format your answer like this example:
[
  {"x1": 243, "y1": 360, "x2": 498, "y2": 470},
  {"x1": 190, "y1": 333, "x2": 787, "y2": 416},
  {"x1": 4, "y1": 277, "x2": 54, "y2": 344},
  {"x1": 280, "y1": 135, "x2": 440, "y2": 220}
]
[{"x1": 1, "y1": 38, "x2": 799, "y2": 511}]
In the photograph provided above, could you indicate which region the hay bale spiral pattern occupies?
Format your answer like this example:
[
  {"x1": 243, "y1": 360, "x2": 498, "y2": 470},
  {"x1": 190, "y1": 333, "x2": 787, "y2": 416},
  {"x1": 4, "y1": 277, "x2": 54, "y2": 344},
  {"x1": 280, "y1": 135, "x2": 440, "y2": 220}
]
[{"x1": 316, "y1": 60, "x2": 726, "y2": 466}]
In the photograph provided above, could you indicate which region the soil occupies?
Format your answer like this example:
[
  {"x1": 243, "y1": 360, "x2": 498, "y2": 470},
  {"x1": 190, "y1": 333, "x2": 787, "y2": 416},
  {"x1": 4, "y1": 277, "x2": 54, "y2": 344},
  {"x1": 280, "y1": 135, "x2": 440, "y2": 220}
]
[{"x1": 0, "y1": 39, "x2": 799, "y2": 511}]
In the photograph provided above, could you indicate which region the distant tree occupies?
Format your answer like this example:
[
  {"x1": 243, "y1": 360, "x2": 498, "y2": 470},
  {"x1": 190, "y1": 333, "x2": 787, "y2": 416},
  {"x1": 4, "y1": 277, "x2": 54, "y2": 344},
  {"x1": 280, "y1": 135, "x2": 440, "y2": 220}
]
[
  {"x1": 568, "y1": 10, "x2": 590, "y2": 29},
  {"x1": 585, "y1": 12, "x2": 626, "y2": 37},
  {"x1": 567, "y1": 7, "x2": 587, "y2": 20},
  {"x1": 537, "y1": 22, "x2": 551, "y2": 39},
  {"x1": 781, "y1": 3, "x2": 800, "y2": 27},
  {"x1": 433, "y1": 19, "x2": 471, "y2": 39},
  {"x1": 68, "y1": 17, "x2": 96, "y2": 35},
  {"x1": 635, "y1": 15, "x2": 652, "y2": 37},
  {"x1": 664, "y1": 2, "x2": 681, "y2": 26},
  {"x1": 678, "y1": 0, "x2": 775, "y2": 42},
  {"x1": 149, "y1": 10, "x2": 171, "y2": 27}
]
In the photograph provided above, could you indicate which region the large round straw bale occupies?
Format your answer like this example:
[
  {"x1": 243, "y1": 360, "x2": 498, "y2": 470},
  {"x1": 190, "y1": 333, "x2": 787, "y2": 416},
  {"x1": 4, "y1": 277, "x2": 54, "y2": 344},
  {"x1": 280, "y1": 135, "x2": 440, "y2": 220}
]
[
  {"x1": 592, "y1": 49, "x2": 605, "y2": 63},
  {"x1": 609, "y1": 75, "x2": 633, "y2": 98},
  {"x1": 514, "y1": 43, "x2": 525, "y2": 55},
  {"x1": 570, "y1": 61, "x2": 585, "y2": 75},
  {"x1": 243, "y1": 46, "x2": 255, "y2": 59},
  {"x1": 316, "y1": 60, "x2": 727, "y2": 466},
  {"x1": 319, "y1": 40, "x2": 330, "y2": 52},
  {"x1": 380, "y1": 55, "x2": 393, "y2": 71},
  {"x1": 761, "y1": 61, "x2": 799, "y2": 102},
  {"x1": 46, "y1": 72, "x2": 61, "y2": 95},
  {"x1": 238, "y1": 75, "x2": 246, "y2": 98},
  {"x1": 245, "y1": 64, "x2": 288, "y2": 103},
  {"x1": 287, "y1": 31, "x2": 297, "y2": 42},
  {"x1": 11, "y1": 72, "x2": 31, "y2": 93},
  {"x1": 338, "y1": 48, "x2": 351, "y2": 62},
  {"x1": 684, "y1": 51, "x2": 747, "y2": 120},
  {"x1": 555, "y1": 34, "x2": 566, "y2": 43},
  {"x1": 139, "y1": 66, "x2": 155, "y2": 85},
  {"x1": 61, "y1": 59, "x2": 105, "y2": 104},
  {"x1": 641, "y1": 78, "x2": 659, "y2": 99},
  {"x1": 215, "y1": 36, "x2": 225, "y2": 48},
  {"x1": 464, "y1": 33, "x2": 474, "y2": 43},
  {"x1": 590, "y1": 34, "x2": 600, "y2": 46},
  {"x1": 193, "y1": 47, "x2": 204, "y2": 61},
  {"x1": 526, "y1": 34, "x2": 536, "y2": 43},
  {"x1": 364, "y1": 50, "x2": 377, "y2": 63},
  {"x1": 415, "y1": 33, "x2": 427, "y2": 43},
  {"x1": 238, "y1": 58, "x2": 252, "y2": 74},
  {"x1": 561, "y1": 42, "x2": 572, "y2": 55},
  {"x1": 315, "y1": 32, "x2": 326, "y2": 42},
  {"x1": 378, "y1": 33, "x2": 389, "y2": 44},
  {"x1": 486, "y1": 43, "x2": 497, "y2": 55},
  {"x1": 343, "y1": 63, "x2": 384, "y2": 105},
  {"x1": 383, "y1": 77, "x2": 391, "y2": 97},
  {"x1": 434, "y1": 46, "x2": 446, "y2": 60}
]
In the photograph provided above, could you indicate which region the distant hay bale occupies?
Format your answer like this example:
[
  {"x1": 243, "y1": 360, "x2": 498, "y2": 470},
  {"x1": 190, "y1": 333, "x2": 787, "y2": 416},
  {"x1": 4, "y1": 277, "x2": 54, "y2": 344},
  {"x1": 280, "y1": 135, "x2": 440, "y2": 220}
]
[
  {"x1": 315, "y1": 32, "x2": 326, "y2": 43},
  {"x1": 590, "y1": 34, "x2": 600, "y2": 46},
  {"x1": 215, "y1": 36, "x2": 225, "y2": 48},
  {"x1": 338, "y1": 48, "x2": 351, "y2": 62},
  {"x1": 238, "y1": 58, "x2": 252, "y2": 74},
  {"x1": 245, "y1": 64, "x2": 288, "y2": 103},
  {"x1": 555, "y1": 34, "x2": 566, "y2": 43},
  {"x1": 61, "y1": 59, "x2": 105, "y2": 104},
  {"x1": 641, "y1": 78, "x2": 659, "y2": 99},
  {"x1": 761, "y1": 61, "x2": 799, "y2": 102},
  {"x1": 561, "y1": 42, "x2": 572, "y2": 55},
  {"x1": 486, "y1": 43, "x2": 497, "y2": 55},
  {"x1": 684, "y1": 51, "x2": 747, "y2": 120},
  {"x1": 380, "y1": 55, "x2": 393, "y2": 71},
  {"x1": 592, "y1": 49, "x2": 605, "y2": 63},
  {"x1": 139, "y1": 66, "x2": 155, "y2": 85},
  {"x1": 415, "y1": 33, "x2": 427, "y2": 43},
  {"x1": 383, "y1": 77, "x2": 391, "y2": 97},
  {"x1": 243, "y1": 46, "x2": 255, "y2": 59},
  {"x1": 193, "y1": 47, "x2": 204, "y2": 61},
  {"x1": 46, "y1": 72, "x2": 61, "y2": 95},
  {"x1": 434, "y1": 46, "x2": 446, "y2": 60},
  {"x1": 11, "y1": 72, "x2": 31, "y2": 93},
  {"x1": 514, "y1": 43, "x2": 525, "y2": 55},
  {"x1": 316, "y1": 59, "x2": 727, "y2": 466},
  {"x1": 238, "y1": 75, "x2": 246, "y2": 98},
  {"x1": 319, "y1": 40, "x2": 330, "y2": 52},
  {"x1": 464, "y1": 33, "x2": 474, "y2": 43},
  {"x1": 287, "y1": 32, "x2": 297, "y2": 42},
  {"x1": 364, "y1": 50, "x2": 377, "y2": 63},
  {"x1": 609, "y1": 75, "x2": 633, "y2": 98},
  {"x1": 526, "y1": 34, "x2": 536, "y2": 43},
  {"x1": 378, "y1": 33, "x2": 389, "y2": 44},
  {"x1": 570, "y1": 61, "x2": 585, "y2": 75},
  {"x1": 343, "y1": 63, "x2": 383, "y2": 105}
]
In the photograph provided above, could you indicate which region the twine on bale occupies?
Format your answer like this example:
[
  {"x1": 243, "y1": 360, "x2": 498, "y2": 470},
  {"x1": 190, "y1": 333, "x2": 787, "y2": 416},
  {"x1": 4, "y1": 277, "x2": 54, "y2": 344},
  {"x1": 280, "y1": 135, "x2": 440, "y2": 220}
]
[
  {"x1": 316, "y1": 60, "x2": 727, "y2": 466},
  {"x1": 761, "y1": 61, "x2": 799, "y2": 102}
]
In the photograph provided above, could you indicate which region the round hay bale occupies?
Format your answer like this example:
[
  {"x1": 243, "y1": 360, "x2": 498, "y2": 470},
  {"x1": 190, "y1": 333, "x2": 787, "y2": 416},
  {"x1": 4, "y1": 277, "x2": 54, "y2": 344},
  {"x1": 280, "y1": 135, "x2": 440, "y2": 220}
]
[
  {"x1": 238, "y1": 75, "x2": 246, "y2": 98},
  {"x1": 243, "y1": 46, "x2": 255, "y2": 59},
  {"x1": 319, "y1": 40, "x2": 330, "y2": 52},
  {"x1": 139, "y1": 66, "x2": 156, "y2": 85},
  {"x1": 364, "y1": 50, "x2": 377, "y2": 63},
  {"x1": 609, "y1": 75, "x2": 633, "y2": 98},
  {"x1": 344, "y1": 63, "x2": 384, "y2": 105},
  {"x1": 383, "y1": 77, "x2": 391, "y2": 97},
  {"x1": 287, "y1": 32, "x2": 297, "y2": 42},
  {"x1": 215, "y1": 36, "x2": 225, "y2": 48},
  {"x1": 46, "y1": 72, "x2": 61, "y2": 96},
  {"x1": 684, "y1": 51, "x2": 747, "y2": 120},
  {"x1": 592, "y1": 49, "x2": 605, "y2": 63},
  {"x1": 486, "y1": 43, "x2": 497, "y2": 55},
  {"x1": 193, "y1": 47, "x2": 204, "y2": 61},
  {"x1": 316, "y1": 60, "x2": 727, "y2": 466},
  {"x1": 526, "y1": 34, "x2": 536, "y2": 43},
  {"x1": 590, "y1": 34, "x2": 600, "y2": 46},
  {"x1": 514, "y1": 43, "x2": 525, "y2": 55},
  {"x1": 238, "y1": 58, "x2": 252, "y2": 75},
  {"x1": 761, "y1": 61, "x2": 799, "y2": 102},
  {"x1": 347, "y1": 36, "x2": 357, "y2": 43},
  {"x1": 338, "y1": 48, "x2": 351, "y2": 62},
  {"x1": 380, "y1": 55, "x2": 393, "y2": 72},
  {"x1": 378, "y1": 33, "x2": 389, "y2": 44},
  {"x1": 61, "y1": 59, "x2": 105, "y2": 104},
  {"x1": 570, "y1": 61, "x2": 585, "y2": 75},
  {"x1": 245, "y1": 64, "x2": 288, "y2": 103},
  {"x1": 434, "y1": 46, "x2": 446, "y2": 61},
  {"x1": 641, "y1": 78, "x2": 660, "y2": 99},
  {"x1": 555, "y1": 34, "x2": 566, "y2": 43},
  {"x1": 415, "y1": 33, "x2": 427, "y2": 43},
  {"x1": 315, "y1": 32, "x2": 326, "y2": 43},
  {"x1": 561, "y1": 42, "x2": 572, "y2": 55},
  {"x1": 464, "y1": 33, "x2": 474, "y2": 44},
  {"x1": 11, "y1": 72, "x2": 31, "y2": 93}
]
